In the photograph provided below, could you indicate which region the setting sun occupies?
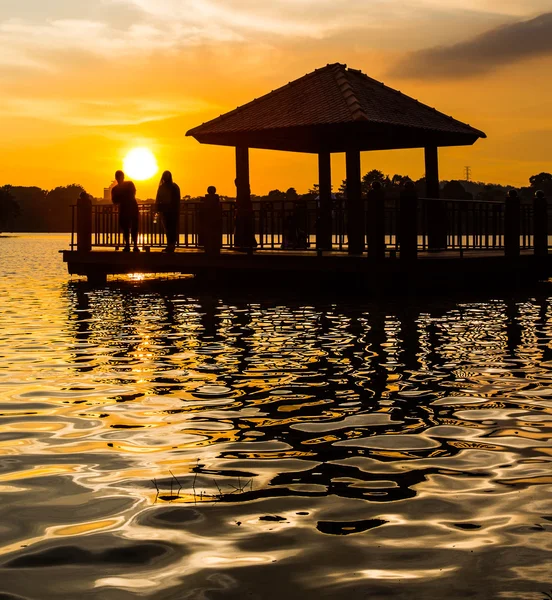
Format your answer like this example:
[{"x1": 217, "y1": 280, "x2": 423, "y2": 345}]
[{"x1": 123, "y1": 148, "x2": 158, "y2": 181}]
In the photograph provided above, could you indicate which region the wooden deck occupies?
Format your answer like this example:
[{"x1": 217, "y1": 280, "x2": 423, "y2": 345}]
[{"x1": 62, "y1": 248, "x2": 552, "y2": 288}]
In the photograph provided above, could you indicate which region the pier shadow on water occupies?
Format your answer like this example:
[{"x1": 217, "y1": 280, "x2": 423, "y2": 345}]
[{"x1": 0, "y1": 255, "x2": 551, "y2": 599}]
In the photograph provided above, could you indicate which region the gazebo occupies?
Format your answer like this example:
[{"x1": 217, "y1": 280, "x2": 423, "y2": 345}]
[{"x1": 186, "y1": 63, "x2": 486, "y2": 252}]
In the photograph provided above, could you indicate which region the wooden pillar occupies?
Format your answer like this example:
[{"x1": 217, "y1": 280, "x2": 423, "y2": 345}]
[
  {"x1": 505, "y1": 189, "x2": 520, "y2": 258},
  {"x1": 425, "y1": 146, "x2": 446, "y2": 250},
  {"x1": 425, "y1": 146, "x2": 440, "y2": 199},
  {"x1": 533, "y1": 190, "x2": 548, "y2": 257},
  {"x1": 86, "y1": 272, "x2": 106, "y2": 285},
  {"x1": 317, "y1": 152, "x2": 332, "y2": 250},
  {"x1": 234, "y1": 146, "x2": 255, "y2": 249},
  {"x1": 77, "y1": 193, "x2": 92, "y2": 252},
  {"x1": 346, "y1": 150, "x2": 364, "y2": 254}
]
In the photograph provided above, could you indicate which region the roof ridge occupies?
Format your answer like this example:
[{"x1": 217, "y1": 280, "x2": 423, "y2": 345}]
[
  {"x1": 347, "y1": 68, "x2": 485, "y2": 137},
  {"x1": 186, "y1": 64, "x2": 341, "y2": 137},
  {"x1": 331, "y1": 64, "x2": 368, "y2": 122}
]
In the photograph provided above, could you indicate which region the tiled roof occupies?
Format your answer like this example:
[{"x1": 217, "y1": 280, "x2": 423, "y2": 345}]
[{"x1": 186, "y1": 63, "x2": 486, "y2": 139}]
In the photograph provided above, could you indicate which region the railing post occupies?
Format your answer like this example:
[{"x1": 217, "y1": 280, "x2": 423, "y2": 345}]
[
  {"x1": 346, "y1": 150, "x2": 364, "y2": 254},
  {"x1": 505, "y1": 189, "x2": 520, "y2": 258},
  {"x1": 399, "y1": 182, "x2": 418, "y2": 261},
  {"x1": 533, "y1": 190, "x2": 548, "y2": 257},
  {"x1": 366, "y1": 181, "x2": 386, "y2": 259},
  {"x1": 203, "y1": 193, "x2": 222, "y2": 256},
  {"x1": 76, "y1": 193, "x2": 92, "y2": 252}
]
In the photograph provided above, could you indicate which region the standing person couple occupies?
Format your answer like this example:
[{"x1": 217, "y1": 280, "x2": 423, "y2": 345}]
[{"x1": 111, "y1": 169, "x2": 180, "y2": 253}]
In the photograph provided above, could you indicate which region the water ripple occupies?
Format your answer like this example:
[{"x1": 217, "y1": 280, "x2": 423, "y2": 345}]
[{"x1": 0, "y1": 235, "x2": 551, "y2": 599}]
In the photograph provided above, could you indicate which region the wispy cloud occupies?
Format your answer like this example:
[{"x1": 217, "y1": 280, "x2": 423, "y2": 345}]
[
  {"x1": 0, "y1": 0, "x2": 543, "y2": 74},
  {"x1": 0, "y1": 17, "x2": 240, "y2": 70},
  {"x1": 0, "y1": 96, "x2": 212, "y2": 126},
  {"x1": 392, "y1": 12, "x2": 552, "y2": 79}
]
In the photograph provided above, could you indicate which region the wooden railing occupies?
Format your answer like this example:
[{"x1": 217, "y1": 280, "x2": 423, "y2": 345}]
[{"x1": 71, "y1": 193, "x2": 547, "y2": 258}]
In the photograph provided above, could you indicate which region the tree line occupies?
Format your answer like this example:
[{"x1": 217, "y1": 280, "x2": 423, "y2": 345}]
[{"x1": 1, "y1": 172, "x2": 552, "y2": 233}]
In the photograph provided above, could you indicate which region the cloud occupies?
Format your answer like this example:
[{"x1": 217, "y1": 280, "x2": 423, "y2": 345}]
[
  {"x1": 0, "y1": 0, "x2": 543, "y2": 74},
  {"x1": 392, "y1": 11, "x2": 552, "y2": 79},
  {"x1": 0, "y1": 17, "x2": 241, "y2": 70},
  {"x1": 0, "y1": 96, "x2": 212, "y2": 127}
]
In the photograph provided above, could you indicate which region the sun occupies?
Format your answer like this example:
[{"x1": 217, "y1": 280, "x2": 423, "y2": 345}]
[{"x1": 123, "y1": 148, "x2": 158, "y2": 181}]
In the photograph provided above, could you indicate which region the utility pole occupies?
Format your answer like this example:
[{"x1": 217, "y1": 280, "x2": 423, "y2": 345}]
[{"x1": 464, "y1": 166, "x2": 472, "y2": 182}]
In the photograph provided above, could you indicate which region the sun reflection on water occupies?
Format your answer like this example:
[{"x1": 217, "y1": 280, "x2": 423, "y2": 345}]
[{"x1": 0, "y1": 236, "x2": 551, "y2": 599}]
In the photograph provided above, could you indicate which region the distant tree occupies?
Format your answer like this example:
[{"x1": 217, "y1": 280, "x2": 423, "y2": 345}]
[
  {"x1": 361, "y1": 169, "x2": 387, "y2": 195},
  {"x1": 477, "y1": 184, "x2": 502, "y2": 202},
  {"x1": 0, "y1": 186, "x2": 20, "y2": 231},
  {"x1": 338, "y1": 179, "x2": 347, "y2": 199},
  {"x1": 267, "y1": 189, "x2": 286, "y2": 203},
  {"x1": 442, "y1": 180, "x2": 472, "y2": 200},
  {"x1": 529, "y1": 172, "x2": 552, "y2": 195},
  {"x1": 307, "y1": 183, "x2": 320, "y2": 197},
  {"x1": 414, "y1": 177, "x2": 426, "y2": 197},
  {"x1": 285, "y1": 187, "x2": 299, "y2": 202},
  {"x1": 390, "y1": 174, "x2": 412, "y2": 188},
  {"x1": 45, "y1": 184, "x2": 86, "y2": 231}
]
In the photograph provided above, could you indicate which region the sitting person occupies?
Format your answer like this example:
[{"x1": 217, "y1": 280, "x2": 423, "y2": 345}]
[
  {"x1": 111, "y1": 170, "x2": 139, "y2": 252},
  {"x1": 201, "y1": 186, "x2": 222, "y2": 254}
]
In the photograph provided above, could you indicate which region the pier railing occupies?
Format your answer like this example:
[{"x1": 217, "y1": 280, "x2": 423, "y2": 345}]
[{"x1": 71, "y1": 192, "x2": 547, "y2": 258}]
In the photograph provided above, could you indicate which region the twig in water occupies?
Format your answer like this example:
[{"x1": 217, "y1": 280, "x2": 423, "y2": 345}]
[
  {"x1": 152, "y1": 478, "x2": 160, "y2": 503},
  {"x1": 169, "y1": 470, "x2": 182, "y2": 497},
  {"x1": 213, "y1": 479, "x2": 223, "y2": 501},
  {"x1": 192, "y1": 458, "x2": 200, "y2": 505}
]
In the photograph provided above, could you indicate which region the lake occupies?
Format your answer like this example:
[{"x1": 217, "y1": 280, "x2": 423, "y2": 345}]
[{"x1": 0, "y1": 234, "x2": 551, "y2": 600}]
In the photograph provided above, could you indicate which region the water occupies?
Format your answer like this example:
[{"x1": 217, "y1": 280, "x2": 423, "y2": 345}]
[{"x1": 0, "y1": 234, "x2": 551, "y2": 600}]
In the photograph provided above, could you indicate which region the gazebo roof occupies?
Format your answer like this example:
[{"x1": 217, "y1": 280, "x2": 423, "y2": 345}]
[{"x1": 186, "y1": 63, "x2": 486, "y2": 153}]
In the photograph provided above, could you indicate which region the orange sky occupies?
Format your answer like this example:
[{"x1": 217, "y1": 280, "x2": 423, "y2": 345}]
[{"x1": 1, "y1": 1, "x2": 551, "y2": 198}]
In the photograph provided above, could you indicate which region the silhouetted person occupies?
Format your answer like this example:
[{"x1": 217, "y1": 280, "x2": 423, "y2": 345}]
[
  {"x1": 294, "y1": 199, "x2": 309, "y2": 248},
  {"x1": 282, "y1": 214, "x2": 297, "y2": 249},
  {"x1": 282, "y1": 200, "x2": 308, "y2": 249},
  {"x1": 155, "y1": 170, "x2": 180, "y2": 253},
  {"x1": 111, "y1": 170, "x2": 139, "y2": 252},
  {"x1": 202, "y1": 186, "x2": 222, "y2": 255}
]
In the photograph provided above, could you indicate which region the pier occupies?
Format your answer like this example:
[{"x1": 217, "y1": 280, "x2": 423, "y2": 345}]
[
  {"x1": 62, "y1": 63, "x2": 551, "y2": 286},
  {"x1": 62, "y1": 193, "x2": 551, "y2": 287}
]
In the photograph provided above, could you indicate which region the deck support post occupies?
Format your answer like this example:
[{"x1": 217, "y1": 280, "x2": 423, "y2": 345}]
[
  {"x1": 425, "y1": 146, "x2": 446, "y2": 250},
  {"x1": 317, "y1": 152, "x2": 332, "y2": 250},
  {"x1": 77, "y1": 193, "x2": 92, "y2": 252},
  {"x1": 505, "y1": 189, "x2": 520, "y2": 258},
  {"x1": 235, "y1": 146, "x2": 255, "y2": 250},
  {"x1": 346, "y1": 150, "x2": 364, "y2": 254},
  {"x1": 533, "y1": 190, "x2": 548, "y2": 257},
  {"x1": 86, "y1": 272, "x2": 107, "y2": 285}
]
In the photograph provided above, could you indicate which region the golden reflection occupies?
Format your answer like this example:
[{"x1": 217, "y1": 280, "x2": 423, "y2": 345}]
[
  {"x1": 447, "y1": 441, "x2": 506, "y2": 450},
  {"x1": 0, "y1": 465, "x2": 80, "y2": 482},
  {"x1": 53, "y1": 518, "x2": 122, "y2": 536},
  {"x1": 278, "y1": 400, "x2": 331, "y2": 412},
  {"x1": 330, "y1": 567, "x2": 458, "y2": 582},
  {"x1": 302, "y1": 435, "x2": 341, "y2": 445},
  {"x1": 2, "y1": 260, "x2": 552, "y2": 599}
]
